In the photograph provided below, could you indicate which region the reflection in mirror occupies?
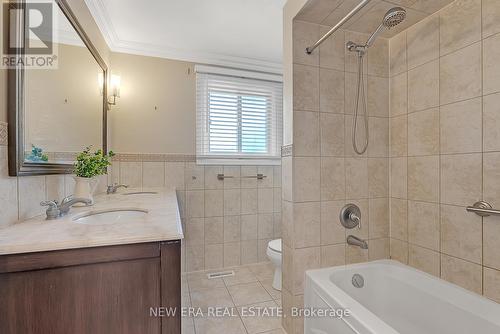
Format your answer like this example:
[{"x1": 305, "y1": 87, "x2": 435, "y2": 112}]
[{"x1": 23, "y1": 4, "x2": 104, "y2": 164}]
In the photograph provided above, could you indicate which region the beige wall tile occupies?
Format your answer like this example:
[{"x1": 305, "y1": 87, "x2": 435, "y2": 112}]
[
  {"x1": 293, "y1": 20, "x2": 319, "y2": 66},
  {"x1": 205, "y1": 244, "x2": 223, "y2": 269},
  {"x1": 390, "y1": 198, "x2": 408, "y2": 241},
  {"x1": 410, "y1": 0, "x2": 455, "y2": 14},
  {"x1": 440, "y1": 42, "x2": 482, "y2": 105},
  {"x1": 224, "y1": 242, "x2": 241, "y2": 267},
  {"x1": 165, "y1": 162, "x2": 185, "y2": 190},
  {"x1": 344, "y1": 115, "x2": 367, "y2": 157},
  {"x1": 186, "y1": 190, "x2": 205, "y2": 218},
  {"x1": 483, "y1": 93, "x2": 500, "y2": 152},
  {"x1": 293, "y1": 247, "x2": 320, "y2": 294},
  {"x1": 368, "y1": 158, "x2": 389, "y2": 198},
  {"x1": 224, "y1": 189, "x2": 241, "y2": 215},
  {"x1": 241, "y1": 240, "x2": 258, "y2": 264},
  {"x1": 484, "y1": 267, "x2": 500, "y2": 303},
  {"x1": 320, "y1": 200, "x2": 346, "y2": 246},
  {"x1": 390, "y1": 31, "x2": 407, "y2": 76},
  {"x1": 408, "y1": 108, "x2": 439, "y2": 156},
  {"x1": 294, "y1": 64, "x2": 319, "y2": 111},
  {"x1": 483, "y1": 0, "x2": 500, "y2": 38},
  {"x1": 390, "y1": 73, "x2": 408, "y2": 117},
  {"x1": 407, "y1": 14, "x2": 439, "y2": 69},
  {"x1": 440, "y1": 204, "x2": 482, "y2": 264},
  {"x1": 368, "y1": 117, "x2": 389, "y2": 158},
  {"x1": 344, "y1": 72, "x2": 367, "y2": 117},
  {"x1": 439, "y1": 0, "x2": 481, "y2": 55},
  {"x1": 241, "y1": 166, "x2": 258, "y2": 189},
  {"x1": 483, "y1": 33, "x2": 500, "y2": 96},
  {"x1": 282, "y1": 201, "x2": 293, "y2": 248},
  {"x1": 241, "y1": 189, "x2": 258, "y2": 215},
  {"x1": 185, "y1": 163, "x2": 205, "y2": 190},
  {"x1": 273, "y1": 188, "x2": 282, "y2": 214},
  {"x1": 390, "y1": 115, "x2": 407, "y2": 157},
  {"x1": 484, "y1": 216, "x2": 500, "y2": 270},
  {"x1": 368, "y1": 38, "x2": 389, "y2": 77},
  {"x1": 224, "y1": 216, "x2": 241, "y2": 242},
  {"x1": 319, "y1": 28, "x2": 344, "y2": 71},
  {"x1": 369, "y1": 238, "x2": 390, "y2": 260},
  {"x1": 390, "y1": 238, "x2": 408, "y2": 264},
  {"x1": 320, "y1": 157, "x2": 345, "y2": 201},
  {"x1": 186, "y1": 244, "x2": 205, "y2": 271},
  {"x1": 345, "y1": 158, "x2": 368, "y2": 199},
  {"x1": 408, "y1": 244, "x2": 440, "y2": 276},
  {"x1": 293, "y1": 202, "x2": 321, "y2": 248},
  {"x1": 241, "y1": 214, "x2": 258, "y2": 241},
  {"x1": 408, "y1": 156, "x2": 439, "y2": 202},
  {"x1": 18, "y1": 176, "x2": 46, "y2": 221},
  {"x1": 320, "y1": 113, "x2": 344, "y2": 156},
  {"x1": 293, "y1": 157, "x2": 320, "y2": 202},
  {"x1": 120, "y1": 161, "x2": 142, "y2": 188},
  {"x1": 0, "y1": 147, "x2": 18, "y2": 227},
  {"x1": 258, "y1": 188, "x2": 274, "y2": 214},
  {"x1": 408, "y1": 201, "x2": 440, "y2": 250},
  {"x1": 204, "y1": 165, "x2": 223, "y2": 190},
  {"x1": 142, "y1": 161, "x2": 165, "y2": 187},
  {"x1": 440, "y1": 154, "x2": 482, "y2": 207},
  {"x1": 223, "y1": 166, "x2": 241, "y2": 189},
  {"x1": 205, "y1": 190, "x2": 224, "y2": 217},
  {"x1": 440, "y1": 254, "x2": 482, "y2": 294},
  {"x1": 186, "y1": 218, "x2": 205, "y2": 246},
  {"x1": 346, "y1": 244, "x2": 368, "y2": 264},
  {"x1": 258, "y1": 214, "x2": 274, "y2": 239},
  {"x1": 319, "y1": 69, "x2": 344, "y2": 114},
  {"x1": 295, "y1": 0, "x2": 343, "y2": 25},
  {"x1": 293, "y1": 111, "x2": 320, "y2": 156},
  {"x1": 440, "y1": 98, "x2": 482, "y2": 154},
  {"x1": 45, "y1": 175, "x2": 65, "y2": 202},
  {"x1": 205, "y1": 217, "x2": 224, "y2": 244},
  {"x1": 369, "y1": 198, "x2": 389, "y2": 239},
  {"x1": 321, "y1": 244, "x2": 346, "y2": 267},
  {"x1": 367, "y1": 76, "x2": 389, "y2": 117},
  {"x1": 390, "y1": 157, "x2": 407, "y2": 199},
  {"x1": 484, "y1": 152, "x2": 500, "y2": 208},
  {"x1": 408, "y1": 60, "x2": 439, "y2": 112}
]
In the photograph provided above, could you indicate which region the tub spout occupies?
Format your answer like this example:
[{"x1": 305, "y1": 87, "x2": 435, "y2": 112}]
[{"x1": 347, "y1": 235, "x2": 368, "y2": 249}]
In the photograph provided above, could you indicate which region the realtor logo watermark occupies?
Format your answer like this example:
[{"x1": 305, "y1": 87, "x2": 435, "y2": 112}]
[{"x1": 2, "y1": 1, "x2": 58, "y2": 69}]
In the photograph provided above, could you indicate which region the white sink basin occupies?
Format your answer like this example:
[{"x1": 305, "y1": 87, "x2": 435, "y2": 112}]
[{"x1": 72, "y1": 208, "x2": 148, "y2": 225}]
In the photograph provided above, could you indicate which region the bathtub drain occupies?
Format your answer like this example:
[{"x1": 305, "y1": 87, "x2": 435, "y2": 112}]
[{"x1": 352, "y1": 274, "x2": 364, "y2": 288}]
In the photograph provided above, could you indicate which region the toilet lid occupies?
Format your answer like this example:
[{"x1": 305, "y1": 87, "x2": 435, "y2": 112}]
[{"x1": 268, "y1": 239, "x2": 282, "y2": 253}]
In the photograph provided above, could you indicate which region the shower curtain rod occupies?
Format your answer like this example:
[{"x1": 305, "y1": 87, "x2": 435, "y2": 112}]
[{"x1": 305, "y1": 0, "x2": 372, "y2": 54}]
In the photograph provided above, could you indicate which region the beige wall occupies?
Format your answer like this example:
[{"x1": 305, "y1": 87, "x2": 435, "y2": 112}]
[
  {"x1": 108, "y1": 53, "x2": 195, "y2": 154},
  {"x1": 0, "y1": 0, "x2": 111, "y2": 228},
  {"x1": 389, "y1": 0, "x2": 500, "y2": 303},
  {"x1": 282, "y1": 18, "x2": 390, "y2": 333}
]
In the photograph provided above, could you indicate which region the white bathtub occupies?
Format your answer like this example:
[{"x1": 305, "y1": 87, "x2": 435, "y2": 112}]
[{"x1": 304, "y1": 260, "x2": 500, "y2": 334}]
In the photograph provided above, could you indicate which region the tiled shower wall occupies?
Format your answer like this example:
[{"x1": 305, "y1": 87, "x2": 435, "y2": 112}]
[
  {"x1": 111, "y1": 155, "x2": 282, "y2": 272},
  {"x1": 389, "y1": 0, "x2": 500, "y2": 303},
  {"x1": 282, "y1": 20, "x2": 391, "y2": 334}
]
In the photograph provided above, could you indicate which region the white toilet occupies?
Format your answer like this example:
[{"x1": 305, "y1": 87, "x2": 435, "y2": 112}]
[{"x1": 266, "y1": 238, "x2": 282, "y2": 291}]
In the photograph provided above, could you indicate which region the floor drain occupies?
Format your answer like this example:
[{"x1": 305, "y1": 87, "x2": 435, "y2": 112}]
[{"x1": 207, "y1": 270, "x2": 235, "y2": 279}]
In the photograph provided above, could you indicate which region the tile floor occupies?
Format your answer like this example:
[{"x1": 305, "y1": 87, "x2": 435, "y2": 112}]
[{"x1": 182, "y1": 262, "x2": 285, "y2": 334}]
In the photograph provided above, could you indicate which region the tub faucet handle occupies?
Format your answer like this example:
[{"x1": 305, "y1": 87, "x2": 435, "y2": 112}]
[{"x1": 350, "y1": 212, "x2": 361, "y2": 229}]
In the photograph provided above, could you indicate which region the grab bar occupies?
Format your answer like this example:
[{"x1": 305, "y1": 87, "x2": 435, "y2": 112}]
[
  {"x1": 466, "y1": 201, "x2": 500, "y2": 217},
  {"x1": 217, "y1": 173, "x2": 266, "y2": 181}
]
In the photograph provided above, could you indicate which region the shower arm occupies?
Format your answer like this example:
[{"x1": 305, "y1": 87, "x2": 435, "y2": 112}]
[{"x1": 305, "y1": 0, "x2": 373, "y2": 54}]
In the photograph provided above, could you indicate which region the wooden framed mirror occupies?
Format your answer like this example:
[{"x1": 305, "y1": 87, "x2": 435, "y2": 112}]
[{"x1": 7, "y1": 0, "x2": 108, "y2": 176}]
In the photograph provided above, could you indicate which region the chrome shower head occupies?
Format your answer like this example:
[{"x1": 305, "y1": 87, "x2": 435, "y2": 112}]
[
  {"x1": 382, "y1": 7, "x2": 406, "y2": 28},
  {"x1": 364, "y1": 7, "x2": 406, "y2": 48}
]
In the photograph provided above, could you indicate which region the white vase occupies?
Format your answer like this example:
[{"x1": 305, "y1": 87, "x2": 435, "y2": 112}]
[{"x1": 73, "y1": 176, "x2": 99, "y2": 206}]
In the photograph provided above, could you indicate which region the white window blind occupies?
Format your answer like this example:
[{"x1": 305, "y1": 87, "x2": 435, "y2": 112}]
[{"x1": 196, "y1": 67, "x2": 283, "y2": 165}]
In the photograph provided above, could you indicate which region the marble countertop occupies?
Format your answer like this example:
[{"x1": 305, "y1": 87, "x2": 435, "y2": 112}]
[{"x1": 0, "y1": 188, "x2": 184, "y2": 255}]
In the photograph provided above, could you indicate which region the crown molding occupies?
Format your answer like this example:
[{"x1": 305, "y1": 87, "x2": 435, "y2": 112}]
[{"x1": 84, "y1": 0, "x2": 283, "y2": 74}]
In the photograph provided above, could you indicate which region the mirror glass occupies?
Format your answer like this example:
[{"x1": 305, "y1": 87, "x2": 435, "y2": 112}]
[{"x1": 23, "y1": 4, "x2": 104, "y2": 164}]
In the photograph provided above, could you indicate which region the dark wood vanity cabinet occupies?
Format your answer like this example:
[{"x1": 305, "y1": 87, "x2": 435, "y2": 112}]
[{"x1": 0, "y1": 241, "x2": 181, "y2": 334}]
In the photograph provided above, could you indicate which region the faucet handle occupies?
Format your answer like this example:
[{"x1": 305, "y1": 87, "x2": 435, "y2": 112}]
[
  {"x1": 40, "y1": 200, "x2": 60, "y2": 220},
  {"x1": 61, "y1": 195, "x2": 73, "y2": 205}
]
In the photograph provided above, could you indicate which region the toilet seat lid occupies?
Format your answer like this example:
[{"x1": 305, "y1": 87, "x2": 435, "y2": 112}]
[{"x1": 268, "y1": 239, "x2": 282, "y2": 253}]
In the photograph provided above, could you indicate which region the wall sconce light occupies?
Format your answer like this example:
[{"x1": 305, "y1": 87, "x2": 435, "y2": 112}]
[{"x1": 98, "y1": 73, "x2": 121, "y2": 108}]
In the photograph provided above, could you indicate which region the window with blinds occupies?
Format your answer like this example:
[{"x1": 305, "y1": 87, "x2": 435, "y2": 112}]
[{"x1": 196, "y1": 67, "x2": 283, "y2": 165}]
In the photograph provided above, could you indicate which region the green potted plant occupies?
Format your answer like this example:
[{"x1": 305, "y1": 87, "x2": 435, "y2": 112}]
[{"x1": 73, "y1": 147, "x2": 114, "y2": 205}]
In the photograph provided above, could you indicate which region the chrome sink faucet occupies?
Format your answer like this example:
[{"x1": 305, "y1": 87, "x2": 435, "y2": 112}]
[
  {"x1": 41, "y1": 196, "x2": 92, "y2": 220},
  {"x1": 347, "y1": 235, "x2": 368, "y2": 249},
  {"x1": 107, "y1": 183, "x2": 128, "y2": 194}
]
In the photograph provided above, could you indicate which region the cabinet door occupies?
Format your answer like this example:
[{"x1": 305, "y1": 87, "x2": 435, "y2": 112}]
[{"x1": 0, "y1": 258, "x2": 161, "y2": 334}]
